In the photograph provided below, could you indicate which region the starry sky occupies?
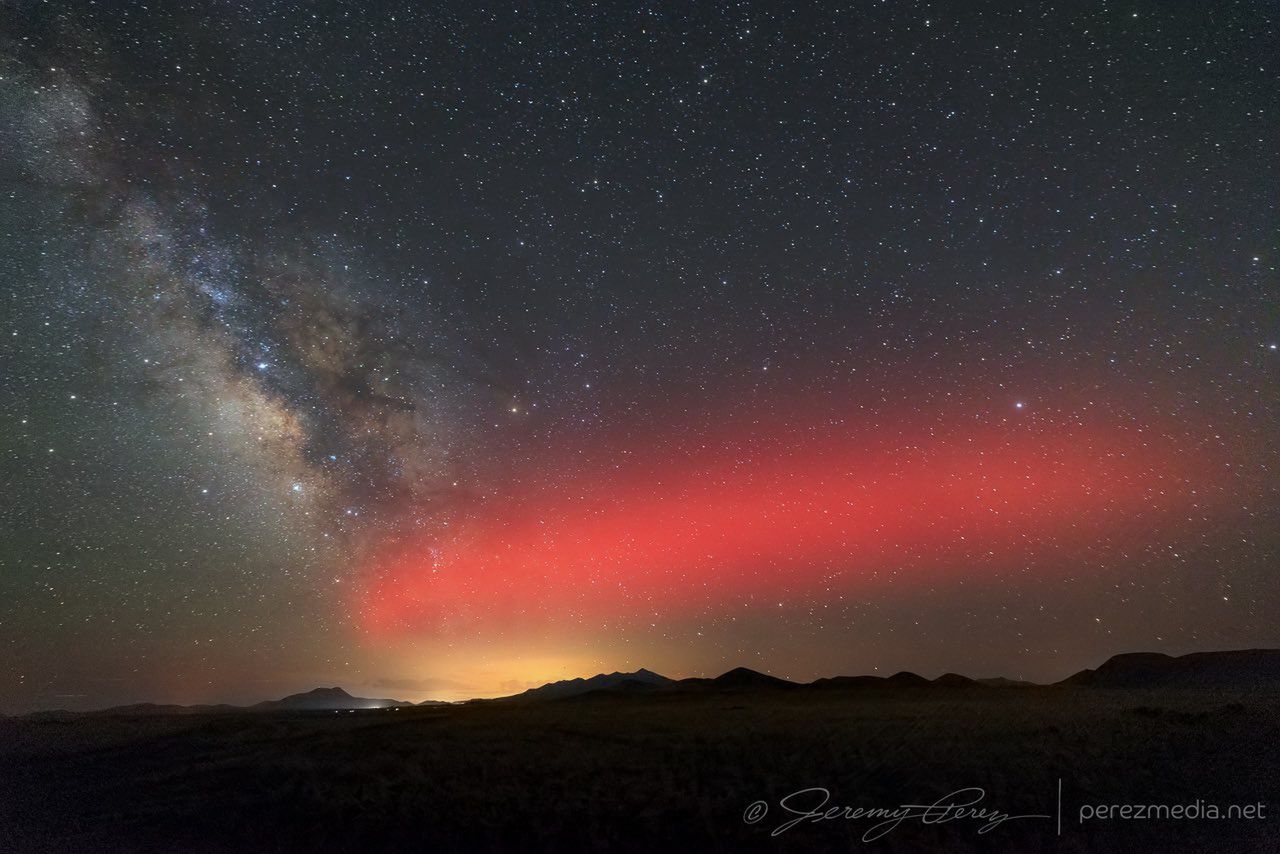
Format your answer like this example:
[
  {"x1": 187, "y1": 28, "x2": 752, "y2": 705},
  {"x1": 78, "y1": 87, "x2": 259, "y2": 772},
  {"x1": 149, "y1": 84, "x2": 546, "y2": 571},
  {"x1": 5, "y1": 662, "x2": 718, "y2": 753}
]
[{"x1": 1, "y1": 1, "x2": 1277, "y2": 712}]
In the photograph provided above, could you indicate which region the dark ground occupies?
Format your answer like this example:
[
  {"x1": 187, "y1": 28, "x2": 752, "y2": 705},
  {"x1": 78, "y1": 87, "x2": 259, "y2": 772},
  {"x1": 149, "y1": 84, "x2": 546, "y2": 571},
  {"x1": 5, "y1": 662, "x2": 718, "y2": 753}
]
[{"x1": 0, "y1": 687, "x2": 1276, "y2": 853}]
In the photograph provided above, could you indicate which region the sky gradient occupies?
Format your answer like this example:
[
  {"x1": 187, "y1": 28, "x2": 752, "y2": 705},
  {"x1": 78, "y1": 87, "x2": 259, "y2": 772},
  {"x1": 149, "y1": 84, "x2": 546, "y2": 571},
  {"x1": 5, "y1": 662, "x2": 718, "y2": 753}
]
[{"x1": 1, "y1": 0, "x2": 1277, "y2": 712}]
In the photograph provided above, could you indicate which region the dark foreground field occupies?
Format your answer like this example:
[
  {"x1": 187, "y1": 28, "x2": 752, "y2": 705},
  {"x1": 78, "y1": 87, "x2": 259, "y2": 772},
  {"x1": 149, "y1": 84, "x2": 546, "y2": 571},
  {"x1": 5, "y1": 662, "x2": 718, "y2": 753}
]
[{"x1": 1, "y1": 687, "x2": 1276, "y2": 853}]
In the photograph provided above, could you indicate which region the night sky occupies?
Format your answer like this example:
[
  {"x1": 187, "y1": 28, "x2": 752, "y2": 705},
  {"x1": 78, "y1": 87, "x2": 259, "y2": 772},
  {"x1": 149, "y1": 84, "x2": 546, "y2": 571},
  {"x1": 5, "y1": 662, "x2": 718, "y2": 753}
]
[{"x1": 1, "y1": 1, "x2": 1277, "y2": 712}]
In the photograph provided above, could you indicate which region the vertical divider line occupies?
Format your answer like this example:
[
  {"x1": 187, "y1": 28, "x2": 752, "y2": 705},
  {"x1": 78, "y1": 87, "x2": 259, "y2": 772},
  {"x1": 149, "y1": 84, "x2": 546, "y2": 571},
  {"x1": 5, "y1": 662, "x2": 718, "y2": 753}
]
[{"x1": 1057, "y1": 777, "x2": 1063, "y2": 836}]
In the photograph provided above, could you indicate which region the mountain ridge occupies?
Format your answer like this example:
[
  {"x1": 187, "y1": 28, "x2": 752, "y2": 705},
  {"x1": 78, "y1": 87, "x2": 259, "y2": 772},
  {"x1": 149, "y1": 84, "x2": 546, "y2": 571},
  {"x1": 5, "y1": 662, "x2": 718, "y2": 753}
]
[
  {"x1": 15, "y1": 648, "x2": 1278, "y2": 716},
  {"x1": 252, "y1": 686, "x2": 414, "y2": 711},
  {"x1": 1059, "y1": 648, "x2": 1280, "y2": 688}
]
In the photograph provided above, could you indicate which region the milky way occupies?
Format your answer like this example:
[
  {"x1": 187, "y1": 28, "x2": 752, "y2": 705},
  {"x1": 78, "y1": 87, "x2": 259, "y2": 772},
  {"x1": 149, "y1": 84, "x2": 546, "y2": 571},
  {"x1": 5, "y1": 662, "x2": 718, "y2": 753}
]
[{"x1": 1, "y1": 2, "x2": 1277, "y2": 710}]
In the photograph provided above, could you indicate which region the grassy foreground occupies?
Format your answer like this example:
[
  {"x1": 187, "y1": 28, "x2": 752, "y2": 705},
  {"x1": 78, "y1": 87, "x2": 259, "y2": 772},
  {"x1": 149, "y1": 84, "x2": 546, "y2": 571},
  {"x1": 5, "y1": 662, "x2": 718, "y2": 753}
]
[{"x1": 0, "y1": 686, "x2": 1275, "y2": 852}]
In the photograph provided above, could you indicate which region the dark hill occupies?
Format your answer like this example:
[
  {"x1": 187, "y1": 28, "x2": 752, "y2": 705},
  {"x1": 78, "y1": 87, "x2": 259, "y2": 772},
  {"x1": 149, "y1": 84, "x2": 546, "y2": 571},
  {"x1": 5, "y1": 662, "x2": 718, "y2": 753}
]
[
  {"x1": 253, "y1": 687, "x2": 412, "y2": 711},
  {"x1": 514, "y1": 668, "x2": 674, "y2": 701},
  {"x1": 708, "y1": 667, "x2": 798, "y2": 689},
  {"x1": 1061, "y1": 649, "x2": 1280, "y2": 688},
  {"x1": 976, "y1": 677, "x2": 1037, "y2": 688},
  {"x1": 808, "y1": 674, "x2": 885, "y2": 690}
]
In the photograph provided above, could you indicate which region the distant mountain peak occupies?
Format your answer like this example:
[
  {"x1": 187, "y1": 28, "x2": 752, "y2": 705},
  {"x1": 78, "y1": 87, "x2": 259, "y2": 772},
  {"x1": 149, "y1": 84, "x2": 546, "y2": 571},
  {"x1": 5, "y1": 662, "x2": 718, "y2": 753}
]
[
  {"x1": 254, "y1": 686, "x2": 408, "y2": 711},
  {"x1": 711, "y1": 667, "x2": 797, "y2": 688},
  {"x1": 884, "y1": 671, "x2": 930, "y2": 686},
  {"x1": 513, "y1": 668, "x2": 675, "y2": 701}
]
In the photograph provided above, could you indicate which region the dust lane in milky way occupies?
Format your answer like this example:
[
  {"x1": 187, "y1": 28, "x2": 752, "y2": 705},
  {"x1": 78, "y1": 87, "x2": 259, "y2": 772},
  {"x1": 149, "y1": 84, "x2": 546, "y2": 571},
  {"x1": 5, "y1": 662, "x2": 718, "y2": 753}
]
[{"x1": 360, "y1": 414, "x2": 1218, "y2": 636}]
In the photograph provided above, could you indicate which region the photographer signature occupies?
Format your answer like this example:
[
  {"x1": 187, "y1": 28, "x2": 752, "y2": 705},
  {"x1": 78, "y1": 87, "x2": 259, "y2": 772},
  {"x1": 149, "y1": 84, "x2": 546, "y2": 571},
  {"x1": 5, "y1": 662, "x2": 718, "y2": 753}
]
[{"x1": 743, "y1": 786, "x2": 1050, "y2": 841}]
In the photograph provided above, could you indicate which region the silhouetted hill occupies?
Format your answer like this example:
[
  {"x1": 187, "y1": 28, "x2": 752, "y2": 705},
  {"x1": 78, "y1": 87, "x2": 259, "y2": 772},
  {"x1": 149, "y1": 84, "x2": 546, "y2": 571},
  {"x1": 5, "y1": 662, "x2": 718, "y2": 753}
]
[
  {"x1": 513, "y1": 668, "x2": 674, "y2": 701},
  {"x1": 254, "y1": 687, "x2": 412, "y2": 711},
  {"x1": 808, "y1": 674, "x2": 885, "y2": 689},
  {"x1": 674, "y1": 667, "x2": 799, "y2": 691},
  {"x1": 711, "y1": 667, "x2": 798, "y2": 689},
  {"x1": 977, "y1": 677, "x2": 1037, "y2": 688},
  {"x1": 883, "y1": 671, "x2": 932, "y2": 688},
  {"x1": 514, "y1": 651, "x2": 1280, "y2": 702},
  {"x1": 1062, "y1": 649, "x2": 1280, "y2": 688}
]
